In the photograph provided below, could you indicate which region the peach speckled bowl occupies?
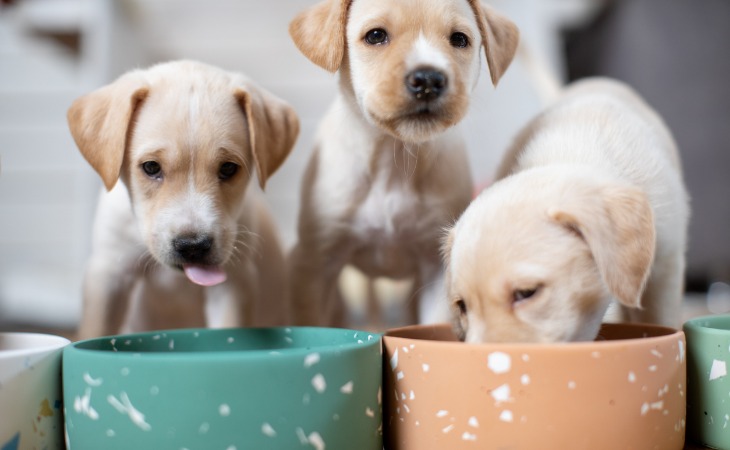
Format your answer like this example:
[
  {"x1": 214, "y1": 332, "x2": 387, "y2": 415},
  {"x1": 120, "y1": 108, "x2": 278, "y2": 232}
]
[{"x1": 383, "y1": 323, "x2": 686, "y2": 450}]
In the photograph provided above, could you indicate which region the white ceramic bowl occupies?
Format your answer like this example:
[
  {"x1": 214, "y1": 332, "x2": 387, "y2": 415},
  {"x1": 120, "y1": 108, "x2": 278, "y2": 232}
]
[{"x1": 0, "y1": 332, "x2": 70, "y2": 450}]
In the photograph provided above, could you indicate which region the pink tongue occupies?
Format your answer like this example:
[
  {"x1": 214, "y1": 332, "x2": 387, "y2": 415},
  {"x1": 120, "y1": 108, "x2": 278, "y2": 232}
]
[{"x1": 183, "y1": 265, "x2": 227, "y2": 287}]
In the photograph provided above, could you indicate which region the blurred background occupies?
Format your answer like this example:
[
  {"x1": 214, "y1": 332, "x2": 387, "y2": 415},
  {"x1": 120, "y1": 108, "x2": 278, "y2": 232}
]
[{"x1": 0, "y1": 0, "x2": 728, "y2": 334}]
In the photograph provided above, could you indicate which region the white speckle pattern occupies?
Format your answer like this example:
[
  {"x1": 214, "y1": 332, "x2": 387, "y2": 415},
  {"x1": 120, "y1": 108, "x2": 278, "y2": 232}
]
[
  {"x1": 591, "y1": 351, "x2": 601, "y2": 359},
  {"x1": 390, "y1": 349, "x2": 399, "y2": 371},
  {"x1": 402, "y1": 346, "x2": 409, "y2": 353},
  {"x1": 422, "y1": 363, "x2": 430, "y2": 373},
  {"x1": 648, "y1": 365, "x2": 658, "y2": 372},
  {"x1": 312, "y1": 374, "x2": 327, "y2": 393},
  {"x1": 490, "y1": 384, "x2": 511, "y2": 404},
  {"x1": 227, "y1": 337, "x2": 234, "y2": 344},
  {"x1": 340, "y1": 381, "x2": 354, "y2": 394},
  {"x1": 678, "y1": 339, "x2": 685, "y2": 363},
  {"x1": 522, "y1": 354, "x2": 530, "y2": 362},
  {"x1": 711, "y1": 359, "x2": 727, "y2": 380},
  {"x1": 226, "y1": 446, "x2": 236, "y2": 450},
  {"x1": 120, "y1": 367, "x2": 130, "y2": 376},
  {"x1": 308, "y1": 432, "x2": 326, "y2": 450},
  {"x1": 199, "y1": 422, "x2": 210, "y2": 434},
  {"x1": 487, "y1": 352, "x2": 511, "y2": 374},
  {"x1": 107, "y1": 392, "x2": 151, "y2": 431},
  {"x1": 106, "y1": 429, "x2": 115, "y2": 437},
  {"x1": 83, "y1": 373, "x2": 103, "y2": 387},
  {"x1": 651, "y1": 349, "x2": 663, "y2": 358},
  {"x1": 499, "y1": 410, "x2": 513, "y2": 423},
  {"x1": 436, "y1": 410, "x2": 449, "y2": 418},
  {"x1": 462, "y1": 432, "x2": 477, "y2": 441},
  {"x1": 468, "y1": 417, "x2": 479, "y2": 428},
  {"x1": 396, "y1": 371, "x2": 404, "y2": 380},
  {"x1": 304, "y1": 353, "x2": 321, "y2": 368},
  {"x1": 366, "y1": 407, "x2": 375, "y2": 418},
  {"x1": 568, "y1": 381, "x2": 576, "y2": 390},
  {"x1": 169, "y1": 340, "x2": 174, "y2": 350},
  {"x1": 521, "y1": 374, "x2": 530, "y2": 385},
  {"x1": 628, "y1": 371, "x2": 636, "y2": 383},
  {"x1": 73, "y1": 388, "x2": 98, "y2": 420},
  {"x1": 296, "y1": 428, "x2": 308, "y2": 444},
  {"x1": 442, "y1": 424, "x2": 455, "y2": 433},
  {"x1": 150, "y1": 386, "x2": 160, "y2": 396},
  {"x1": 219, "y1": 404, "x2": 231, "y2": 417},
  {"x1": 409, "y1": 390, "x2": 415, "y2": 400},
  {"x1": 261, "y1": 423, "x2": 276, "y2": 437}
]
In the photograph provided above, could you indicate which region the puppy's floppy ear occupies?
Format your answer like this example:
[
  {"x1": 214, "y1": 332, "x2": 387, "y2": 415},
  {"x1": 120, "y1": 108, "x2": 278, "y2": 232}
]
[
  {"x1": 289, "y1": 0, "x2": 351, "y2": 72},
  {"x1": 67, "y1": 71, "x2": 149, "y2": 191},
  {"x1": 234, "y1": 83, "x2": 300, "y2": 189},
  {"x1": 549, "y1": 185, "x2": 656, "y2": 309},
  {"x1": 469, "y1": 1, "x2": 519, "y2": 86}
]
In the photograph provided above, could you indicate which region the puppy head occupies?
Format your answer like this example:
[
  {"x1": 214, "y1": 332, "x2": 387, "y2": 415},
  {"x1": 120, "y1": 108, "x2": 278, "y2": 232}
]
[
  {"x1": 67, "y1": 60, "x2": 299, "y2": 285},
  {"x1": 442, "y1": 170, "x2": 656, "y2": 343},
  {"x1": 290, "y1": 0, "x2": 518, "y2": 143}
]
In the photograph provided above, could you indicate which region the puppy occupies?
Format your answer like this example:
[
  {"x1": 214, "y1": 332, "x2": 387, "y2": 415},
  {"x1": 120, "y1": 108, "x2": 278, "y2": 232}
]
[
  {"x1": 443, "y1": 78, "x2": 689, "y2": 343},
  {"x1": 67, "y1": 60, "x2": 299, "y2": 339},
  {"x1": 288, "y1": 0, "x2": 519, "y2": 326}
]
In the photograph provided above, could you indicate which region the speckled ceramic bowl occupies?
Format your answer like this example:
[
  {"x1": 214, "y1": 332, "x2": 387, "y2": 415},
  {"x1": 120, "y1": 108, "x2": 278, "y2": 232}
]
[
  {"x1": 383, "y1": 323, "x2": 686, "y2": 450},
  {"x1": 63, "y1": 327, "x2": 382, "y2": 450},
  {"x1": 0, "y1": 332, "x2": 69, "y2": 450}
]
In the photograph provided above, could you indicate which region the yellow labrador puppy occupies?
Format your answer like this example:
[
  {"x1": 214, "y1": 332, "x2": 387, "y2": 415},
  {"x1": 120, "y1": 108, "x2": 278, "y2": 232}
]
[
  {"x1": 443, "y1": 78, "x2": 690, "y2": 343},
  {"x1": 68, "y1": 60, "x2": 299, "y2": 338},
  {"x1": 288, "y1": 0, "x2": 519, "y2": 326}
]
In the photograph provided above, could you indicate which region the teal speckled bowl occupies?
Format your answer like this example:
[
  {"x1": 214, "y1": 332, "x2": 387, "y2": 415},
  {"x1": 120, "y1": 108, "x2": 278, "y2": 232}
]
[{"x1": 63, "y1": 327, "x2": 382, "y2": 450}]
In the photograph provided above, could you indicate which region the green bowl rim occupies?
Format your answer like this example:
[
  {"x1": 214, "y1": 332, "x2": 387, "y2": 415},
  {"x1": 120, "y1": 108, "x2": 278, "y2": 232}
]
[
  {"x1": 64, "y1": 326, "x2": 382, "y2": 362},
  {"x1": 683, "y1": 314, "x2": 730, "y2": 333}
]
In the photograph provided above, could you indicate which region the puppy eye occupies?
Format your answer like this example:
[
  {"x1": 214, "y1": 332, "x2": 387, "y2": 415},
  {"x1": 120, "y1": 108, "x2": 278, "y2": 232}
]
[
  {"x1": 364, "y1": 28, "x2": 389, "y2": 46},
  {"x1": 141, "y1": 161, "x2": 162, "y2": 178},
  {"x1": 218, "y1": 162, "x2": 239, "y2": 180},
  {"x1": 513, "y1": 286, "x2": 542, "y2": 304},
  {"x1": 449, "y1": 32, "x2": 469, "y2": 48},
  {"x1": 455, "y1": 299, "x2": 467, "y2": 316}
]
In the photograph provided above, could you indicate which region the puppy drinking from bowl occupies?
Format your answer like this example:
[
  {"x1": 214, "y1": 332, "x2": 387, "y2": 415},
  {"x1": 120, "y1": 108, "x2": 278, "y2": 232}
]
[
  {"x1": 287, "y1": 0, "x2": 519, "y2": 326},
  {"x1": 67, "y1": 60, "x2": 299, "y2": 339},
  {"x1": 443, "y1": 78, "x2": 690, "y2": 343}
]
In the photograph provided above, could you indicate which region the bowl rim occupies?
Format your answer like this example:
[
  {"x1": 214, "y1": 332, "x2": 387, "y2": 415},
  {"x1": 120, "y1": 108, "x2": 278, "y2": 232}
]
[
  {"x1": 384, "y1": 322, "x2": 683, "y2": 352},
  {"x1": 683, "y1": 313, "x2": 730, "y2": 334},
  {"x1": 0, "y1": 331, "x2": 70, "y2": 359},
  {"x1": 64, "y1": 326, "x2": 382, "y2": 361}
]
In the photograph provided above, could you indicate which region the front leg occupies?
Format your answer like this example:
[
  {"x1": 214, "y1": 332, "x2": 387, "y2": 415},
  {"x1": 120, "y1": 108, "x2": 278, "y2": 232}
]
[
  {"x1": 288, "y1": 240, "x2": 348, "y2": 326},
  {"x1": 77, "y1": 253, "x2": 140, "y2": 339}
]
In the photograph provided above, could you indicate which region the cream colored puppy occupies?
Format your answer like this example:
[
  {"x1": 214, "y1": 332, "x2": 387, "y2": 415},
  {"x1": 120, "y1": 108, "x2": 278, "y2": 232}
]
[
  {"x1": 68, "y1": 60, "x2": 299, "y2": 338},
  {"x1": 443, "y1": 78, "x2": 689, "y2": 343},
  {"x1": 288, "y1": 0, "x2": 519, "y2": 326}
]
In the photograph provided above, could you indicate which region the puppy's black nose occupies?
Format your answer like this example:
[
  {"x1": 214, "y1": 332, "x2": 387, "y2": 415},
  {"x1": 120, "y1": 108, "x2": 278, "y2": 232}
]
[
  {"x1": 173, "y1": 234, "x2": 213, "y2": 262},
  {"x1": 405, "y1": 68, "x2": 447, "y2": 101}
]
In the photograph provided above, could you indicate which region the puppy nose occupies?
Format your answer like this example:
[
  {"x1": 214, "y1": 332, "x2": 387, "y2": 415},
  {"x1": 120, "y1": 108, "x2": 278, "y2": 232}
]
[
  {"x1": 405, "y1": 68, "x2": 447, "y2": 101},
  {"x1": 173, "y1": 234, "x2": 213, "y2": 262}
]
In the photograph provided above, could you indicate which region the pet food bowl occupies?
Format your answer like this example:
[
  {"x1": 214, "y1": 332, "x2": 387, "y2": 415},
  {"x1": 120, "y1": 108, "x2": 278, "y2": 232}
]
[
  {"x1": 0, "y1": 332, "x2": 70, "y2": 450},
  {"x1": 63, "y1": 327, "x2": 382, "y2": 450},
  {"x1": 383, "y1": 323, "x2": 686, "y2": 450},
  {"x1": 684, "y1": 314, "x2": 730, "y2": 449}
]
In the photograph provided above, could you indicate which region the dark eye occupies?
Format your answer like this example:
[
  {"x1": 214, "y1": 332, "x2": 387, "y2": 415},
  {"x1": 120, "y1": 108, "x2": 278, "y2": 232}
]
[
  {"x1": 218, "y1": 162, "x2": 239, "y2": 180},
  {"x1": 513, "y1": 286, "x2": 541, "y2": 304},
  {"x1": 455, "y1": 299, "x2": 467, "y2": 316},
  {"x1": 141, "y1": 161, "x2": 161, "y2": 178},
  {"x1": 450, "y1": 32, "x2": 469, "y2": 48},
  {"x1": 364, "y1": 28, "x2": 389, "y2": 46}
]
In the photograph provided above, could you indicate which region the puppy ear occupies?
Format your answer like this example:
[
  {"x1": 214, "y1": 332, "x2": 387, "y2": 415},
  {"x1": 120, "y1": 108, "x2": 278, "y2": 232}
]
[
  {"x1": 289, "y1": 0, "x2": 351, "y2": 72},
  {"x1": 67, "y1": 72, "x2": 149, "y2": 191},
  {"x1": 549, "y1": 185, "x2": 656, "y2": 308},
  {"x1": 235, "y1": 83, "x2": 300, "y2": 189},
  {"x1": 470, "y1": 2, "x2": 519, "y2": 86}
]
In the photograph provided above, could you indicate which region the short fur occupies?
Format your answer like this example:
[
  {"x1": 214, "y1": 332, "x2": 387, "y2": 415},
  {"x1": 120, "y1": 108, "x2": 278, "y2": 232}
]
[
  {"x1": 288, "y1": 0, "x2": 519, "y2": 326},
  {"x1": 67, "y1": 60, "x2": 299, "y2": 338},
  {"x1": 443, "y1": 78, "x2": 689, "y2": 343}
]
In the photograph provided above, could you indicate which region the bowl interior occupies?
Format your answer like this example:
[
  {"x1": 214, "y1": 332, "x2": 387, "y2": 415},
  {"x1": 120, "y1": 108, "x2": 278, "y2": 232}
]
[{"x1": 71, "y1": 327, "x2": 379, "y2": 357}]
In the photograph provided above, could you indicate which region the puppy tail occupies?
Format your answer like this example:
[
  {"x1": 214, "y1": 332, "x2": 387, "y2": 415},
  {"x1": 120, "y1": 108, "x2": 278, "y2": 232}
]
[{"x1": 517, "y1": 41, "x2": 563, "y2": 106}]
